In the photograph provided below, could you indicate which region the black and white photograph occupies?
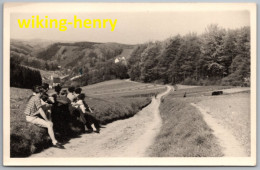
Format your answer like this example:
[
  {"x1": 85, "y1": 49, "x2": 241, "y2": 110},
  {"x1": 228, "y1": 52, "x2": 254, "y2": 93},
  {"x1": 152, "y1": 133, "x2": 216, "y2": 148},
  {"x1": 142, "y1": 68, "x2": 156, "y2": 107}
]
[{"x1": 3, "y1": 2, "x2": 256, "y2": 166}]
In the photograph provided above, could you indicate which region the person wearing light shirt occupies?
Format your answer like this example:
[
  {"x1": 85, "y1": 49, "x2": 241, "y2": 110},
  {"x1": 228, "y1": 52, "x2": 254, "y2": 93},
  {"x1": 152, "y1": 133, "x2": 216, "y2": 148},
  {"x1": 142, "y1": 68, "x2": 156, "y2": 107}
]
[{"x1": 24, "y1": 85, "x2": 63, "y2": 149}]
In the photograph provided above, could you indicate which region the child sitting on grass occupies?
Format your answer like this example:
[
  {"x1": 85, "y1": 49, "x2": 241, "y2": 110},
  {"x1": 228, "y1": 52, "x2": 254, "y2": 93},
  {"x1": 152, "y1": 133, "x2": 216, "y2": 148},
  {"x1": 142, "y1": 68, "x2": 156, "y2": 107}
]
[{"x1": 76, "y1": 93, "x2": 101, "y2": 133}]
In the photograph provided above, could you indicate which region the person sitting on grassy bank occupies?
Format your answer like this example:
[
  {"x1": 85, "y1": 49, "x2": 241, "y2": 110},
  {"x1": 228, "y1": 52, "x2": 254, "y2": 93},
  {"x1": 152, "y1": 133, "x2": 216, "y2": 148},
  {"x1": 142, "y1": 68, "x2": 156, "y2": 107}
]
[
  {"x1": 67, "y1": 87, "x2": 87, "y2": 128},
  {"x1": 74, "y1": 87, "x2": 82, "y2": 98},
  {"x1": 41, "y1": 83, "x2": 56, "y2": 107},
  {"x1": 24, "y1": 85, "x2": 64, "y2": 149},
  {"x1": 67, "y1": 86, "x2": 86, "y2": 124},
  {"x1": 67, "y1": 86, "x2": 76, "y2": 102},
  {"x1": 51, "y1": 85, "x2": 72, "y2": 138},
  {"x1": 67, "y1": 87, "x2": 100, "y2": 133},
  {"x1": 40, "y1": 83, "x2": 55, "y2": 119},
  {"x1": 40, "y1": 92, "x2": 53, "y2": 121},
  {"x1": 76, "y1": 93, "x2": 101, "y2": 133}
]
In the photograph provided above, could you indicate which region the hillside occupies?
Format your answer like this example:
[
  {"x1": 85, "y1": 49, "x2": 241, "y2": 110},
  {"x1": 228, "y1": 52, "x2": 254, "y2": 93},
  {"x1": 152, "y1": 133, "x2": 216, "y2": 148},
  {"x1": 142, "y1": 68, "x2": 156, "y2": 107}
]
[
  {"x1": 11, "y1": 39, "x2": 60, "y2": 71},
  {"x1": 11, "y1": 39, "x2": 135, "y2": 86},
  {"x1": 10, "y1": 25, "x2": 250, "y2": 88},
  {"x1": 11, "y1": 39, "x2": 135, "y2": 70}
]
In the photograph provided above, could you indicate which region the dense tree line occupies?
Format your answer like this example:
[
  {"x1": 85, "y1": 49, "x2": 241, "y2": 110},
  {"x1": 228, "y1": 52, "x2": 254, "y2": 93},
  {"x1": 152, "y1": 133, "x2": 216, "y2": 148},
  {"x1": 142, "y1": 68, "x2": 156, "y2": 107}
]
[
  {"x1": 37, "y1": 44, "x2": 60, "y2": 60},
  {"x1": 22, "y1": 57, "x2": 59, "y2": 71},
  {"x1": 11, "y1": 50, "x2": 59, "y2": 71},
  {"x1": 128, "y1": 25, "x2": 250, "y2": 86},
  {"x1": 11, "y1": 56, "x2": 42, "y2": 89}
]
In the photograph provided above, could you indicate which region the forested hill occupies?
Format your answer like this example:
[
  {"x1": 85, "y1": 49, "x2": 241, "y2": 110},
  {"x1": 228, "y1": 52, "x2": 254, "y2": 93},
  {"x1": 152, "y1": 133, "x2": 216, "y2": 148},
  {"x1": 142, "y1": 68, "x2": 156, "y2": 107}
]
[
  {"x1": 11, "y1": 40, "x2": 135, "y2": 86},
  {"x1": 10, "y1": 24, "x2": 250, "y2": 87},
  {"x1": 128, "y1": 25, "x2": 250, "y2": 86}
]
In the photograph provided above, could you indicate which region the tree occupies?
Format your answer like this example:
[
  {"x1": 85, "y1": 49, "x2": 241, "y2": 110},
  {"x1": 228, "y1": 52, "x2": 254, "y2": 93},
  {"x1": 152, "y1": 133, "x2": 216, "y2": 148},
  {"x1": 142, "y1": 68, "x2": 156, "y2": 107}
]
[
  {"x1": 158, "y1": 35, "x2": 183, "y2": 83},
  {"x1": 139, "y1": 42, "x2": 161, "y2": 82},
  {"x1": 128, "y1": 44, "x2": 147, "y2": 81},
  {"x1": 200, "y1": 24, "x2": 226, "y2": 78}
]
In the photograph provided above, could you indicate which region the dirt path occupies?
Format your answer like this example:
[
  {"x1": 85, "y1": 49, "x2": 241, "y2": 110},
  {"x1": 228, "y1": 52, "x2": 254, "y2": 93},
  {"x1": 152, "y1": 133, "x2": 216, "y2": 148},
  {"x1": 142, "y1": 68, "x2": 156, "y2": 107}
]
[
  {"x1": 31, "y1": 86, "x2": 172, "y2": 157},
  {"x1": 191, "y1": 103, "x2": 248, "y2": 157}
]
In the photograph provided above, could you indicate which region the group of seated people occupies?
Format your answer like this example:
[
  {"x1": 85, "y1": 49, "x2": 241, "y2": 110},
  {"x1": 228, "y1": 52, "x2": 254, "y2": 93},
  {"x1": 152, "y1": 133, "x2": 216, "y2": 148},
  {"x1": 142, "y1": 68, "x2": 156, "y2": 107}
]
[{"x1": 24, "y1": 83, "x2": 100, "y2": 149}]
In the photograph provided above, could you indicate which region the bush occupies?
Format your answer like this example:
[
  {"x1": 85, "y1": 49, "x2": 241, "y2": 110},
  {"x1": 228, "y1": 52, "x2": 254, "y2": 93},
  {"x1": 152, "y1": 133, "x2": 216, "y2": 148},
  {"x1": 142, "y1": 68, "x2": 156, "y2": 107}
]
[{"x1": 221, "y1": 73, "x2": 247, "y2": 86}]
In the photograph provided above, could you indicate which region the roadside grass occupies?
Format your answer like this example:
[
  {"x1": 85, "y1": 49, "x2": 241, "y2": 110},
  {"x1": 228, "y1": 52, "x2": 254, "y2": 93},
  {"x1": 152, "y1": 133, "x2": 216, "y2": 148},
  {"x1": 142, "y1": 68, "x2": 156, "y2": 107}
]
[
  {"x1": 85, "y1": 96, "x2": 152, "y2": 124},
  {"x1": 10, "y1": 80, "x2": 166, "y2": 157},
  {"x1": 148, "y1": 86, "x2": 226, "y2": 157},
  {"x1": 81, "y1": 80, "x2": 166, "y2": 124}
]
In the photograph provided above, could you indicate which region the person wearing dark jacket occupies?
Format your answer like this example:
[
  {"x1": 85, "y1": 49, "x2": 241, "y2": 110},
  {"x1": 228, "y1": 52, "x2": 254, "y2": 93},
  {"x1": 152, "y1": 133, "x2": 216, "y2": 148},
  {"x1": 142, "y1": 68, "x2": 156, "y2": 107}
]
[
  {"x1": 77, "y1": 93, "x2": 100, "y2": 133},
  {"x1": 51, "y1": 85, "x2": 71, "y2": 137}
]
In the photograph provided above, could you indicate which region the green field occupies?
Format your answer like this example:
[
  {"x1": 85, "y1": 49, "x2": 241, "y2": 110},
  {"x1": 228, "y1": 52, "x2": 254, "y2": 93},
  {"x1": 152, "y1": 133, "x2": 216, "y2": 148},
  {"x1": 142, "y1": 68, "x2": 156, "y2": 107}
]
[
  {"x1": 82, "y1": 80, "x2": 166, "y2": 124},
  {"x1": 82, "y1": 80, "x2": 166, "y2": 97},
  {"x1": 10, "y1": 80, "x2": 166, "y2": 157}
]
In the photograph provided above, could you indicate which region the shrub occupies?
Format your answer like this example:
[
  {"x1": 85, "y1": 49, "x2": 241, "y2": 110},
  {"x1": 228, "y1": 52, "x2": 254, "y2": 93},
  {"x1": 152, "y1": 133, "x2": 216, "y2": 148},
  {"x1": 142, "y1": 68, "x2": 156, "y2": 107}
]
[{"x1": 221, "y1": 73, "x2": 247, "y2": 86}]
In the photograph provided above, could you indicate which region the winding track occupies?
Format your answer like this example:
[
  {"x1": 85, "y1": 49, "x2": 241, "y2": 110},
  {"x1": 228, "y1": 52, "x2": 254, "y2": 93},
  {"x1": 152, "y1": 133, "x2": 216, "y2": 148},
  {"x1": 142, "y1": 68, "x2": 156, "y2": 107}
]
[
  {"x1": 31, "y1": 86, "x2": 172, "y2": 157},
  {"x1": 191, "y1": 103, "x2": 248, "y2": 157}
]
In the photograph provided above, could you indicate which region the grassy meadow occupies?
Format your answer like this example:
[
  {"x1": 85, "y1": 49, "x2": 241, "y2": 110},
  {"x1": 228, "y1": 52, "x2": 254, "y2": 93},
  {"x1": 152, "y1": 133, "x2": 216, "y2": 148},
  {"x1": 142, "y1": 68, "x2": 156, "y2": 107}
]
[
  {"x1": 148, "y1": 85, "x2": 250, "y2": 157},
  {"x1": 10, "y1": 80, "x2": 166, "y2": 157},
  {"x1": 82, "y1": 80, "x2": 166, "y2": 124}
]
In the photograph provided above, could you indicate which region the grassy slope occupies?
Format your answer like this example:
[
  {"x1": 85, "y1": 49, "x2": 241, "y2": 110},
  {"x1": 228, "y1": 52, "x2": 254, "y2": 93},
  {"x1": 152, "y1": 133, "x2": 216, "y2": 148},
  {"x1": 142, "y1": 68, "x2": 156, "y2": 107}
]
[
  {"x1": 10, "y1": 88, "x2": 51, "y2": 157},
  {"x1": 82, "y1": 80, "x2": 166, "y2": 124},
  {"x1": 10, "y1": 80, "x2": 166, "y2": 157}
]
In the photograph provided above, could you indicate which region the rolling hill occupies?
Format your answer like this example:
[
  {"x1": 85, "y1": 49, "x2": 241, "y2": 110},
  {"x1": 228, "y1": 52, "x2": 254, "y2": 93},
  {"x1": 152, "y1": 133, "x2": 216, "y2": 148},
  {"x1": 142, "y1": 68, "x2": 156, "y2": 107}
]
[{"x1": 10, "y1": 39, "x2": 136, "y2": 86}]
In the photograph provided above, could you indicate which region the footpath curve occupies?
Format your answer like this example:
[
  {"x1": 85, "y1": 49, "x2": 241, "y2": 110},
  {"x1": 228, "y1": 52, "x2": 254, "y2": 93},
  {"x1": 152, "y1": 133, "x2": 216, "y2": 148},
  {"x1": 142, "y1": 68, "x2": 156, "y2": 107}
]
[
  {"x1": 191, "y1": 103, "x2": 247, "y2": 157},
  {"x1": 32, "y1": 85, "x2": 172, "y2": 157}
]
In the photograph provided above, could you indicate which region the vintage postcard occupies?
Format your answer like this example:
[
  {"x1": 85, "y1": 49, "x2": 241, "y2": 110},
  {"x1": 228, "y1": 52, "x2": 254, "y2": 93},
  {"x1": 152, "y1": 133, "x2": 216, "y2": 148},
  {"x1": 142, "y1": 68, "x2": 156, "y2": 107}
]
[{"x1": 3, "y1": 2, "x2": 256, "y2": 166}]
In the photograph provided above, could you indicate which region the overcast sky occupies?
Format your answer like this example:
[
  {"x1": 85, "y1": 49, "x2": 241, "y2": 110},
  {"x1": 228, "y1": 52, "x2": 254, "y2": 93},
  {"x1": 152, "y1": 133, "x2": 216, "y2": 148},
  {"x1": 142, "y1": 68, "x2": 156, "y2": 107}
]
[{"x1": 11, "y1": 11, "x2": 250, "y2": 44}]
